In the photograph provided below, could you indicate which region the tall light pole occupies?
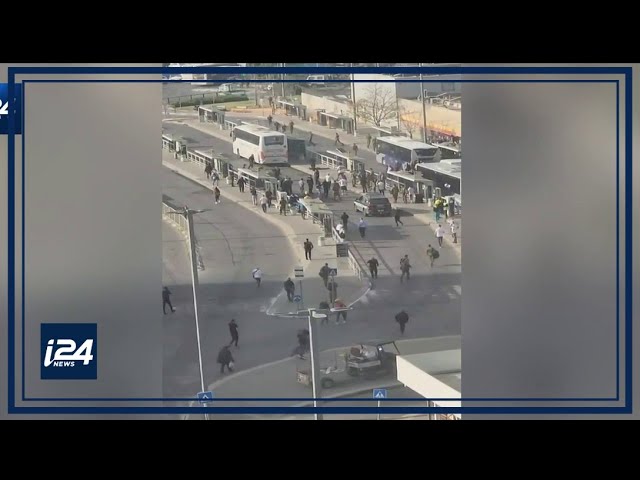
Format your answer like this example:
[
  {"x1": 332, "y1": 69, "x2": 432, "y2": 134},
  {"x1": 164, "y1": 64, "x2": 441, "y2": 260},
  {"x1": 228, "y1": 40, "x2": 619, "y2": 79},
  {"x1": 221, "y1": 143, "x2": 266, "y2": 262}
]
[
  {"x1": 420, "y1": 62, "x2": 428, "y2": 143},
  {"x1": 281, "y1": 62, "x2": 286, "y2": 98},
  {"x1": 307, "y1": 308, "x2": 325, "y2": 420},
  {"x1": 170, "y1": 205, "x2": 209, "y2": 421},
  {"x1": 350, "y1": 62, "x2": 358, "y2": 137}
]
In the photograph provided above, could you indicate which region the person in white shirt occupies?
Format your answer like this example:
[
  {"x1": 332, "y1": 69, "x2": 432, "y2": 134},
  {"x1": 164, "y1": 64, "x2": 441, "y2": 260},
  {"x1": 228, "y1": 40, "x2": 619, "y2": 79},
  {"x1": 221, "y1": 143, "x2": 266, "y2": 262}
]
[
  {"x1": 325, "y1": 173, "x2": 333, "y2": 183},
  {"x1": 298, "y1": 178, "x2": 305, "y2": 195},
  {"x1": 376, "y1": 180, "x2": 385, "y2": 195},
  {"x1": 251, "y1": 268, "x2": 262, "y2": 287},
  {"x1": 449, "y1": 220, "x2": 458, "y2": 243},
  {"x1": 338, "y1": 176, "x2": 347, "y2": 193},
  {"x1": 335, "y1": 223, "x2": 346, "y2": 239},
  {"x1": 358, "y1": 218, "x2": 368, "y2": 239},
  {"x1": 259, "y1": 195, "x2": 268, "y2": 213},
  {"x1": 435, "y1": 224, "x2": 445, "y2": 247},
  {"x1": 407, "y1": 186, "x2": 415, "y2": 203}
]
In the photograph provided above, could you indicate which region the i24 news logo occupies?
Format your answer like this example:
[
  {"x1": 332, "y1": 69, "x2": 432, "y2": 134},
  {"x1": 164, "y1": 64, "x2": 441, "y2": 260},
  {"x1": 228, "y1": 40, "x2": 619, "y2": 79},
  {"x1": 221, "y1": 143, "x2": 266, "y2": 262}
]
[
  {"x1": 41, "y1": 323, "x2": 97, "y2": 380},
  {"x1": 0, "y1": 83, "x2": 22, "y2": 135}
]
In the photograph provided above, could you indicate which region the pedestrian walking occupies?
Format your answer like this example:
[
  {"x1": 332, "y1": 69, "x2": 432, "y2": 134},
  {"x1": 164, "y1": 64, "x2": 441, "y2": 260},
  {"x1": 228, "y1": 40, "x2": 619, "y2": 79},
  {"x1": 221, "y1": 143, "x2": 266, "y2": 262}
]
[
  {"x1": 332, "y1": 181, "x2": 341, "y2": 200},
  {"x1": 214, "y1": 186, "x2": 221, "y2": 204},
  {"x1": 366, "y1": 133, "x2": 372, "y2": 149},
  {"x1": 308, "y1": 132, "x2": 315, "y2": 146},
  {"x1": 289, "y1": 120, "x2": 294, "y2": 134},
  {"x1": 448, "y1": 197, "x2": 456, "y2": 218},
  {"x1": 450, "y1": 220, "x2": 458, "y2": 243},
  {"x1": 307, "y1": 176, "x2": 314, "y2": 194},
  {"x1": 228, "y1": 319, "x2": 239, "y2": 347},
  {"x1": 322, "y1": 180, "x2": 330, "y2": 200},
  {"x1": 327, "y1": 277, "x2": 338, "y2": 304},
  {"x1": 260, "y1": 194, "x2": 268, "y2": 213},
  {"x1": 334, "y1": 298, "x2": 348, "y2": 324},
  {"x1": 211, "y1": 170, "x2": 220, "y2": 187},
  {"x1": 335, "y1": 132, "x2": 341, "y2": 146},
  {"x1": 435, "y1": 224, "x2": 445, "y2": 247},
  {"x1": 394, "y1": 208, "x2": 404, "y2": 227},
  {"x1": 304, "y1": 238, "x2": 314, "y2": 260},
  {"x1": 250, "y1": 186, "x2": 258, "y2": 206},
  {"x1": 267, "y1": 114, "x2": 273, "y2": 126},
  {"x1": 407, "y1": 186, "x2": 415, "y2": 203},
  {"x1": 391, "y1": 185, "x2": 399, "y2": 203},
  {"x1": 395, "y1": 310, "x2": 409, "y2": 335},
  {"x1": 274, "y1": 121, "x2": 280, "y2": 132},
  {"x1": 313, "y1": 169, "x2": 320, "y2": 187},
  {"x1": 237, "y1": 176, "x2": 246, "y2": 193},
  {"x1": 284, "y1": 277, "x2": 295, "y2": 302},
  {"x1": 319, "y1": 263, "x2": 330, "y2": 288},
  {"x1": 299, "y1": 178, "x2": 306, "y2": 195},
  {"x1": 162, "y1": 286, "x2": 175, "y2": 314},
  {"x1": 359, "y1": 172, "x2": 368, "y2": 193},
  {"x1": 265, "y1": 189, "x2": 273, "y2": 208},
  {"x1": 217, "y1": 345, "x2": 235, "y2": 374},
  {"x1": 377, "y1": 179, "x2": 385, "y2": 195},
  {"x1": 252, "y1": 267, "x2": 262, "y2": 287},
  {"x1": 367, "y1": 257, "x2": 379, "y2": 278},
  {"x1": 426, "y1": 244, "x2": 440, "y2": 268},
  {"x1": 248, "y1": 154, "x2": 255, "y2": 169},
  {"x1": 204, "y1": 162, "x2": 213, "y2": 179},
  {"x1": 352, "y1": 143, "x2": 358, "y2": 156},
  {"x1": 358, "y1": 218, "x2": 367, "y2": 239},
  {"x1": 402, "y1": 186, "x2": 408, "y2": 203},
  {"x1": 340, "y1": 212, "x2": 349, "y2": 233},
  {"x1": 339, "y1": 175, "x2": 347, "y2": 194},
  {"x1": 279, "y1": 196, "x2": 287, "y2": 215},
  {"x1": 400, "y1": 255, "x2": 411, "y2": 283}
]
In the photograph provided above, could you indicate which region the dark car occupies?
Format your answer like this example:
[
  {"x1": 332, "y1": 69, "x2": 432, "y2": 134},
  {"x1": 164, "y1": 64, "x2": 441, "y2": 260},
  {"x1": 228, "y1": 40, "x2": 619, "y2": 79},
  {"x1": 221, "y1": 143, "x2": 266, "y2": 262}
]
[{"x1": 354, "y1": 193, "x2": 392, "y2": 217}]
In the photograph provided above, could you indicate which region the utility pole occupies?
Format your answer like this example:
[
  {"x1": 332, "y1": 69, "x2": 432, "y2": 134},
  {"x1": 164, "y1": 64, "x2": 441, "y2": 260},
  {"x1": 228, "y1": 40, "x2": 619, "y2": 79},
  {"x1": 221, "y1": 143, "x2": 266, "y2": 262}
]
[
  {"x1": 307, "y1": 308, "x2": 325, "y2": 420},
  {"x1": 420, "y1": 62, "x2": 428, "y2": 143},
  {"x1": 174, "y1": 206, "x2": 209, "y2": 421},
  {"x1": 281, "y1": 62, "x2": 286, "y2": 98},
  {"x1": 350, "y1": 62, "x2": 358, "y2": 137}
]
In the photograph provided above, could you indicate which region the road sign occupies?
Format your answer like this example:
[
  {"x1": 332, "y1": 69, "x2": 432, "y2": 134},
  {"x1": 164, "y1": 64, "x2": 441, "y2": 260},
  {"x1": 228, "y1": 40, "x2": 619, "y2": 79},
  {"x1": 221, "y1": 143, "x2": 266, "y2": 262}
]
[
  {"x1": 373, "y1": 388, "x2": 388, "y2": 399},
  {"x1": 329, "y1": 268, "x2": 338, "y2": 277},
  {"x1": 294, "y1": 294, "x2": 302, "y2": 303},
  {"x1": 294, "y1": 267, "x2": 304, "y2": 278},
  {"x1": 197, "y1": 391, "x2": 215, "y2": 404}
]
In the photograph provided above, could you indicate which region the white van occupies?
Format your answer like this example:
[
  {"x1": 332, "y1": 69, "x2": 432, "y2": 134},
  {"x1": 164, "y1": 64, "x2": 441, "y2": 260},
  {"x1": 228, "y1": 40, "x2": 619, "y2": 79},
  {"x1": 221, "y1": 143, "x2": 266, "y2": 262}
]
[{"x1": 306, "y1": 75, "x2": 326, "y2": 85}]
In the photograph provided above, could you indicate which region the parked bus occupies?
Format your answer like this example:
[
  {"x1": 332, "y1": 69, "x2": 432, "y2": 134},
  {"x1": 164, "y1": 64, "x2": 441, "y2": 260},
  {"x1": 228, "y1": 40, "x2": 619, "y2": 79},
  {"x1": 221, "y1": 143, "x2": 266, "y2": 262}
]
[
  {"x1": 416, "y1": 159, "x2": 461, "y2": 196},
  {"x1": 232, "y1": 123, "x2": 288, "y2": 165},
  {"x1": 375, "y1": 136, "x2": 440, "y2": 172},
  {"x1": 435, "y1": 142, "x2": 462, "y2": 160}
]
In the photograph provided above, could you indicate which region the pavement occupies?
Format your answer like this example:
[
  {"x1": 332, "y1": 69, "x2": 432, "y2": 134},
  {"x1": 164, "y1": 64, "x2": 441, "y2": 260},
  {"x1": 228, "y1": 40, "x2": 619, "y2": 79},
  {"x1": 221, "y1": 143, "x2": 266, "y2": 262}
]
[{"x1": 184, "y1": 335, "x2": 460, "y2": 420}]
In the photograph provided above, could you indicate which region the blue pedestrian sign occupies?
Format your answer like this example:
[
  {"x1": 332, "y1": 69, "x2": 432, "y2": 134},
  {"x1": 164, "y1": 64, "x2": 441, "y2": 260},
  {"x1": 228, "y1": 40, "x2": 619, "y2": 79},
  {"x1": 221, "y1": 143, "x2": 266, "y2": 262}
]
[
  {"x1": 373, "y1": 388, "x2": 387, "y2": 399},
  {"x1": 293, "y1": 294, "x2": 302, "y2": 303},
  {"x1": 197, "y1": 391, "x2": 215, "y2": 404}
]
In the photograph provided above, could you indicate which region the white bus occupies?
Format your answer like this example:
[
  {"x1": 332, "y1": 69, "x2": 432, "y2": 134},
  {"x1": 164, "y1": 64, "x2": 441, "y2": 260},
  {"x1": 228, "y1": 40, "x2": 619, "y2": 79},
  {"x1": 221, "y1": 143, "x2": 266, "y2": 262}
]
[
  {"x1": 375, "y1": 136, "x2": 440, "y2": 171},
  {"x1": 232, "y1": 123, "x2": 288, "y2": 165}
]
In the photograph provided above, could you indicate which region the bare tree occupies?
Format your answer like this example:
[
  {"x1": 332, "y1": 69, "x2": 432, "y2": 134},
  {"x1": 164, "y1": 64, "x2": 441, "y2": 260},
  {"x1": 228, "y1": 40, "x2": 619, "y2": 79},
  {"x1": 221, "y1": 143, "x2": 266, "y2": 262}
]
[
  {"x1": 354, "y1": 84, "x2": 398, "y2": 127},
  {"x1": 398, "y1": 106, "x2": 419, "y2": 139}
]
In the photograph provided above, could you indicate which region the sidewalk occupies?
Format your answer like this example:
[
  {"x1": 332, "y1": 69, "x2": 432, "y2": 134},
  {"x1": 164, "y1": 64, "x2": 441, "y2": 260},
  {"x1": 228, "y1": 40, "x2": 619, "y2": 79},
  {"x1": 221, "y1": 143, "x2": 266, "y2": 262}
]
[
  {"x1": 184, "y1": 335, "x2": 461, "y2": 420},
  {"x1": 162, "y1": 150, "x2": 369, "y2": 315}
]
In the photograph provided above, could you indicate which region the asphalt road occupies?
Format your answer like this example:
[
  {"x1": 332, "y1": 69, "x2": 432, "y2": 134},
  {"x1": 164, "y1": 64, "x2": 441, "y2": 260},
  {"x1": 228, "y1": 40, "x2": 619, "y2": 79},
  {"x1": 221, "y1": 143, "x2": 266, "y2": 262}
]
[{"x1": 163, "y1": 167, "x2": 461, "y2": 399}]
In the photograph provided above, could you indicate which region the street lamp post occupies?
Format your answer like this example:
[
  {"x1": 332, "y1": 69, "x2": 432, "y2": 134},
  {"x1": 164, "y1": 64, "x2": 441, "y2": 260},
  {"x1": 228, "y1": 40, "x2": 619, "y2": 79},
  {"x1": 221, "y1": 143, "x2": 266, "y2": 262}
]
[
  {"x1": 420, "y1": 62, "x2": 428, "y2": 143},
  {"x1": 350, "y1": 62, "x2": 358, "y2": 137},
  {"x1": 172, "y1": 205, "x2": 209, "y2": 421},
  {"x1": 307, "y1": 308, "x2": 325, "y2": 420}
]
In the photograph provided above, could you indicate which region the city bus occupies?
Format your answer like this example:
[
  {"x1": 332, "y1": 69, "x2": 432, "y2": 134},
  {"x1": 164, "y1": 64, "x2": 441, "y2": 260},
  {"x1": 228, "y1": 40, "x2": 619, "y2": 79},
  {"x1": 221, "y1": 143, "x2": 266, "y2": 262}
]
[
  {"x1": 416, "y1": 159, "x2": 461, "y2": 196},
  {"x1": 375, "y1": 136, "x2": 440, "y2": 171},
  {"x1": 232, "y1": 123, "x2": 288, "y2": 165},
  {"x1": 435, "y1": 142, "x2": 461, "y2": 160}
]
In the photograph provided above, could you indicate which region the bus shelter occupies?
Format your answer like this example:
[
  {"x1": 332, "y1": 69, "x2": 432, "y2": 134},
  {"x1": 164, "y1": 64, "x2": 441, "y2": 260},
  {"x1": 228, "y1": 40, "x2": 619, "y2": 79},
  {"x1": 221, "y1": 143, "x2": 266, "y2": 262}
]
[
  {"x1": 236, "y1": 168, "x2": 277, "y2": 191},
  {"x1": 320, "y1": 149, "x2": 366, "y2": 174},
  {"x1": 198, "y1": 105, "x2": 226, "y2": 127},
  {"x1": 385, "y1": 171, "x2": 434, "y2": 203}
]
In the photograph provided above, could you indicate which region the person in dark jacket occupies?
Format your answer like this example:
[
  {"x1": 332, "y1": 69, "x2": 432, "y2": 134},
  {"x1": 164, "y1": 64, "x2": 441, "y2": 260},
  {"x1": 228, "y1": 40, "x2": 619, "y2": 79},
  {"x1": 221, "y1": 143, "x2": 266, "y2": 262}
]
[
  {"x1": 367, "y1": 257, "x2": 379, "y2": 278},
  {"x1": 204, "y1": 162, "x2": 213, "y2": 179},
  {"x1": 228, "y1": 319, "x2": 239, "y2": 347},
  {"x1": 162, "y1": 286, "x2": 175, "y2": 314},
  {"x1": 395, "y1": 310, "x2": 409, "y2": 335},
  {"x1": 307, "y1": 176, "x2": 314, "y2": 194},
  {"x1": 265, "y1": 189, "x2": 273, "y2": 208},
  {"x1": 284, "y1": 277, "x2": 295, "y2": 302},
  {"x1": 248, "y1": 154, "x2": 255, "y2": 169},
  {"x1": 394, "y1": 208, "x2": 404, "y2": 227},
  {"x1": 217, "y1": 346, "x2": 234, "y2": 374},
  {"x1": 237, "y1": 176, "x2": 246, "y2": 193},
  {"x1": 319, "y1": 263, "x2": 330, "y2": 288}
]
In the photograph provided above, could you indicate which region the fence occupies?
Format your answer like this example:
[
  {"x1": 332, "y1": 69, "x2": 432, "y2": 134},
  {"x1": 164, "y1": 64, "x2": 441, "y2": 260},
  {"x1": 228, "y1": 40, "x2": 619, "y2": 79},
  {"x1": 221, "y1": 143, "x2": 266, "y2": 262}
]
[
  {"x1": 348, "y1": 245, "x2": 366, "y2": 282},
  {"x1": 162, "y1": 201, "x2": 205, "y2": 271}
]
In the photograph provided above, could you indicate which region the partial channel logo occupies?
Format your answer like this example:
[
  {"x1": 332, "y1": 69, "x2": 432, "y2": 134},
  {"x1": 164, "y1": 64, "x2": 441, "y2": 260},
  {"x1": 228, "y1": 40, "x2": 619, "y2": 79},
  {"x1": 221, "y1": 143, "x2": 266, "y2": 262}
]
[
  {"x1": 0, "y1": 83, "x2": 22, "y2": 135},
  {"x1": 41, "y1": 323, "x2": 97, "y2": 380}
]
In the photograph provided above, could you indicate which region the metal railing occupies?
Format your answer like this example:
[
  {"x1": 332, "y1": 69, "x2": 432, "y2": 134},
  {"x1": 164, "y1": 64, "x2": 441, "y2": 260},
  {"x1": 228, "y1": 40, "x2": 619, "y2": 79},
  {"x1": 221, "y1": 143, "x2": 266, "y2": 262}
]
[{"x1": 347, "y1": 245, "x2": 366, "y2": 282}]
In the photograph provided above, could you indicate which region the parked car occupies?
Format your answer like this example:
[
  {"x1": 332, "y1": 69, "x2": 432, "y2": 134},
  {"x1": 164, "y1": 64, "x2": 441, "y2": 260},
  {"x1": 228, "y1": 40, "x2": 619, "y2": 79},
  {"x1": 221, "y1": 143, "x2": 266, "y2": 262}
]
[{"x1": 354, "y1": 193, "x2": 392, "y2": 217}]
